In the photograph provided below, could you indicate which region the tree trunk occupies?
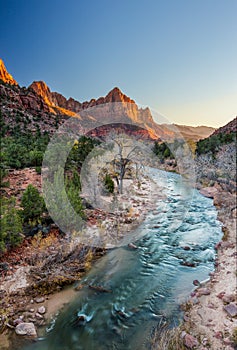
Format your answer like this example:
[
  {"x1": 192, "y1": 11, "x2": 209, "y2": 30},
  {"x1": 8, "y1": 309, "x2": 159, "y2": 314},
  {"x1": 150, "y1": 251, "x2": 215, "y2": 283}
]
[{"x1": 118, "y1": 164, "x2": 126, "y2": 194}]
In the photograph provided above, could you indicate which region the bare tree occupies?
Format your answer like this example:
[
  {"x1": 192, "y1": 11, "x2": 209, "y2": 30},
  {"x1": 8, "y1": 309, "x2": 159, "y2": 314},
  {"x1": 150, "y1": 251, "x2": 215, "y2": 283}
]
[
  {"x1": 80, "y1": 131, "x2": 157, "y2": 210},
  {"x1": 106, "y1": 132, "x2": 148, "y2": 194}
]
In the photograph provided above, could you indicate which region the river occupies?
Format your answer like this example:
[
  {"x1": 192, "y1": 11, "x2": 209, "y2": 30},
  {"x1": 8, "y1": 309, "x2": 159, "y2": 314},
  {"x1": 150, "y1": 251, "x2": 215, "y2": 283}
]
[{"x1": 23, "y1": 169, "x2": 222, "y2": 350}]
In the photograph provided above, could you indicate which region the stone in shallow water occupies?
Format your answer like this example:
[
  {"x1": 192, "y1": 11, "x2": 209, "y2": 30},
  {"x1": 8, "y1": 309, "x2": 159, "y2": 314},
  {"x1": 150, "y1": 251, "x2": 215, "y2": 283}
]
[
  {"x1": 128, "y1": 243, "x2": 138, "y2": 249},
  {"x1": 224, "y1": 303, "x2": 237, "y2": 317},
  {"x1": 193, "y1": 279, "x2": 200, "y2": 286},
  {"x1": 15, "y1": 322, "x2": 37, "y2": 336}
]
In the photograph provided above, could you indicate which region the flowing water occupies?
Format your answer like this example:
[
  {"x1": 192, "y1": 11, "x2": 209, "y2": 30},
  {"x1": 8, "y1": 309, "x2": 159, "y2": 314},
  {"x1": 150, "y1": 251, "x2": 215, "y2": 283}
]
[{"x1": 23, "y1": 169, "x2": 222, "y2": 350}]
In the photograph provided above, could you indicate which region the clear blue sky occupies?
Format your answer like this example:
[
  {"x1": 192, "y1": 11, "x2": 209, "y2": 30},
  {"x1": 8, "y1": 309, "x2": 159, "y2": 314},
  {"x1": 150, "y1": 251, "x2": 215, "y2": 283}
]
[{"x1": 0, "y1": 0, "x2": 236, "y2": 127}]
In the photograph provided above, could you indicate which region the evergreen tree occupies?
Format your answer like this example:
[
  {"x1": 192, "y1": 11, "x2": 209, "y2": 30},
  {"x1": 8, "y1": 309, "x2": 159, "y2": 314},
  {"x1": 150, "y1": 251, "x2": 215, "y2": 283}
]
[
  {"x1": 21, "y1": 185, "x2": 46, "y2": 223},
  {"x1": 103, "y1": 173, "x2": 114, "y2": 194},
  {"x1": 0, "y1": 197, "x2": 23, "y2": 253}
]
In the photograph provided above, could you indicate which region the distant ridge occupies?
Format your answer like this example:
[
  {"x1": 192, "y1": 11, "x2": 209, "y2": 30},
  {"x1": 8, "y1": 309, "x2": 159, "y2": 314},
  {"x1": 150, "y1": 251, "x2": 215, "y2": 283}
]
[
  {"x1": 29, "y1": 82, "x2": 136, "y2": 114},
  {"x1": 211, "y1": 116, "x2": 237, "y2": 136},
  {"x1": 0, "y1": 57, "x2": 216, "y2": 141}
]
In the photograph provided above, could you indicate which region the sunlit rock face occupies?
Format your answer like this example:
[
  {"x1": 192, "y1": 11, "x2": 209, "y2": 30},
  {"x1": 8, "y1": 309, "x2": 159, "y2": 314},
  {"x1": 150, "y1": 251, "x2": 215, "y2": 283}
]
[
  {"x1": 29, "y1": 81, "x2": 56, "y2": 107},
  {"x1": 0, "y1": 59, "x2": 18, "y2": 85}
]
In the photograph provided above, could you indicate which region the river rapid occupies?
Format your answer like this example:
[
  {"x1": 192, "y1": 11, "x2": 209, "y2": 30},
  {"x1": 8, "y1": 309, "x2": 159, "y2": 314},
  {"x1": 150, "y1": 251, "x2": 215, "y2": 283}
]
[{"x1": 23, "y1": 169, "x2": 222, "y2": 350}]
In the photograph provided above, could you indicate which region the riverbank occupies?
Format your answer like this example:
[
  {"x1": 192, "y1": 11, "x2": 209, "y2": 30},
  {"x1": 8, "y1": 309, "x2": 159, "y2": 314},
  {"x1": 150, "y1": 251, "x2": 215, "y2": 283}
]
[
  {"x1": 0, "y1": 172, "x2": 162, "y2": 349},
  {"x1": 149, "y1": 185, "x2": 236, "y2": 350},
  {"x1": 180, "y1": 187, "x2": 237, "y2": 350},
  {"x1": 148, "y1": 146, "x2": 236, "y2": 350}
]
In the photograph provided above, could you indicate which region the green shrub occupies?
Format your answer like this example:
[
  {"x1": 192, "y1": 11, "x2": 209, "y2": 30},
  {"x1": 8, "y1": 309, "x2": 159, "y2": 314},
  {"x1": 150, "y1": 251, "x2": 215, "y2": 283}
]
[
  {"x1": 0, "y1": 197, "x2": 23, "y2": 253},
  {"x1": 231, "y1": 327, "x2": 237, "y2": 346},
  {"x1": 1, "y1": 131, "x2": 50, "y2": 169},
  {"x1": 196, "y1": 132, "x2": 236, "y2": 155},
  {"x1": 20, "y1": 185, "x2": 46, "y2": 223},
  {"x1": 153, "y1": 141, "x2": 175, "y2": 160},
  {"x1": 66, "y1": 136, "x2": 101, "y2": 170},
  {"x1": 65, "y1": 171, "x2": 85, "y2": 218},
  {"x1": 104, "y1": 173, "x2": 114, "y2": 194},
  {"x1": 35, "y1": 166, "x2": 41, "y2": 174},
  {"x1": 0, "y1": 168, "x2": 9, "y2": 188}
]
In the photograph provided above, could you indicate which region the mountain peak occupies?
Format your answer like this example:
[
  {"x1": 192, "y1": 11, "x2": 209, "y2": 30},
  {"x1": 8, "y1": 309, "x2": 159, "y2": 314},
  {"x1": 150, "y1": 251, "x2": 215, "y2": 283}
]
[
  {"x1": 105, "y1": 87, "x2": 135, "y2": 104},
  {"x1": 30, "y1": 80, "x2": 49, "y2": 90},
  {"x1": 0, "y1": 58, "x2": 18, "y2": 85},
  {"x1": 29, "y1": 81, "x2": 55, "y2": 106},
  {"x1": 110, "y1": 86, "x2": 122, "y2": 94}
]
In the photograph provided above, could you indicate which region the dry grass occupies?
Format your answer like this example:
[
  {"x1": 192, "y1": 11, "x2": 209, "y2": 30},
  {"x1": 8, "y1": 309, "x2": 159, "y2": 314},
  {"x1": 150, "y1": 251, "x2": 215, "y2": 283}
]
[
  {"x1": 149, "y1": 321, "x2": 186, "y2": 350},
  {"x1": 221, "y1": 225, "x2": 229, "y2": 241},
  {"x1": 231, "y1": 327, "x2": 237, "y2": 347},
  {"x1": 84, "y1": 249, "x2": 94, "y2": 271}
]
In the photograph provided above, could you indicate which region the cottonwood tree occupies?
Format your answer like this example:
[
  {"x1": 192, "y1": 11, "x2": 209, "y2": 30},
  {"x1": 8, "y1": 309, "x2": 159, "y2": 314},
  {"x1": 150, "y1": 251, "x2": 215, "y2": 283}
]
[
  {"x1": 80, "y1": 131, "x2": 157, "y2": 246},
  {"x1": 81, "y1": 131, "x2": 155, "y2": 205},
  {"x1": 105, "y1": 132, "x2": 149, "y2": 194}
]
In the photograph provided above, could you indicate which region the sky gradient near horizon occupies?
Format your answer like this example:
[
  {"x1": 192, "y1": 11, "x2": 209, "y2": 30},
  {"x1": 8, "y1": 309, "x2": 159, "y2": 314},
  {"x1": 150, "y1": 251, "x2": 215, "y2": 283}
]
[{"x1": 0, "y1": 0, "x2": 236, "y2": 127}]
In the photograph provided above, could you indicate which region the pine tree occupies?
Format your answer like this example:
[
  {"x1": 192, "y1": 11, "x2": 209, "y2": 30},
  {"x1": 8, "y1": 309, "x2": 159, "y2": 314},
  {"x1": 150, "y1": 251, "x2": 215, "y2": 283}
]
[
  {"x1": 0, "y1": 197, "x2": 23, "y2": 252},
  {"x1": 21, "y1": 185, "x2": 46, "y2": 223}
]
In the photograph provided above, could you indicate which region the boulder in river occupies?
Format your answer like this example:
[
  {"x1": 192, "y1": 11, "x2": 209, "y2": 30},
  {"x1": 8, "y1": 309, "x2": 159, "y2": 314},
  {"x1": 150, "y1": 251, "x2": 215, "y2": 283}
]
[{"x1": 15, "y1": 322, "x2": 37, "y2": 336}]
